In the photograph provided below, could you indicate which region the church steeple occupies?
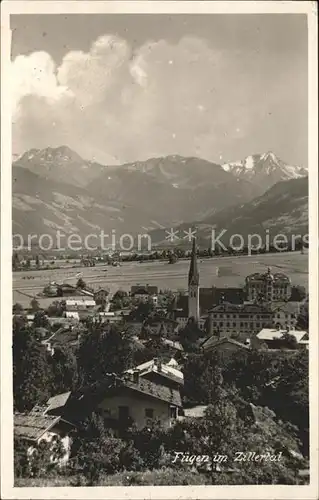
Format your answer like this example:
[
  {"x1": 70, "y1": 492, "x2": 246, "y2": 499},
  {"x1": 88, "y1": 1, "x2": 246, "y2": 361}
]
[
  {"x1": 188, "y1": 237, "x2": 199, "y2": 286},
  {"x1": 188, "y1": 237, "x2": 200, "y2": 322}
]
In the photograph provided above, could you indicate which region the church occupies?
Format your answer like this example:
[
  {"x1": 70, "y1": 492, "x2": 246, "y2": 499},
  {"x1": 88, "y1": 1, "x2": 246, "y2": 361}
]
[{"x1": 171, "y1": 237, "x2": 212, "y2": 330}]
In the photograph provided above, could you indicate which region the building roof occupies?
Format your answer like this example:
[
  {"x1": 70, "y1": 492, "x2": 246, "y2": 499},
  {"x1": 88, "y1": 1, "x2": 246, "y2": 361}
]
[
  {"x1": 209, "y1": 303, "x2": 272, "y2": 314},
  {"x1": 131, "y1": 285, "x2": 158, "y2": 295},
  {"x1": 65, "y1": 299, "x2": 96, "y2": 307},
  {"x1": 201, "y1": 336, "x2": 250, "y2": 352},
  {"x1": 14, "y1": 412, "x2": 61, "y2": 442},
  {"x1": 270, "y1": 302, "x2": 301, "y2": 315},
  {"x1": 257, "y1": 328, "x2": 308, "y2": 343},
  {"x1": 46, "y1": 392, "x2": 72, "y2": 412},
  {"x1": 246, "y1": 269, "x2": 291, "y2": 284},
  {"x1": 47, "y1": 316, "x2": 76, "y2": 326},
  {"x1": 162, "y1": 338, "x2": 184, "y2": 351},
  {"x1": 188, "y1": 237, "x2": 199, "y2": 286},
  {"x1": 65, "y1": 311, "x2": 80, "y2": 320},
  {"x1": 45, "y1": 327, "x2": 80, "y2": 347},
  {"x1": 122, "y1": 377, "x2": 182, "y2": 407},
  {"x1": 125, "y1": 358, "x2": 184, "y2": 384}
]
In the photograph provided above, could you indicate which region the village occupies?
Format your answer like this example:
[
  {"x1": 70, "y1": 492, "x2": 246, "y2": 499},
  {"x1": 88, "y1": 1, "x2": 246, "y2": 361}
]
[{"x1": 13, "y1": 239, "x2": 309, "y2": 485}]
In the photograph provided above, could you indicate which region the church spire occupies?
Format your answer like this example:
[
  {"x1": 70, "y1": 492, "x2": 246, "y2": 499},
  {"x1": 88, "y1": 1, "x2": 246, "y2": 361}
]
[{"x1": 188, "y1": 237, "x2": 199, "y2": 286}]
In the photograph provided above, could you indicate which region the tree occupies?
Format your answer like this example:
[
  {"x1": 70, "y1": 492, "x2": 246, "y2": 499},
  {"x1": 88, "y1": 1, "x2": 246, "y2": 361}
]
[
  {"x1": 33, "y1": 311, "x2": 50, "y2": 329},
  {"x1": 168, "y1": 254, "x2": 178, "y2": 264},
  {"x1": 76, "y1": 278, "x2": 86, "y2": 290},
  {"x1": 12, "y1": 252, "x2": 20, "y2": 271},
  {"x1": 71, "y1": 413, "x2": 142, "y2": 483},
  {"x1": 13, "y1": 303, "x2": 24, "y2": 314},
  {"x1": 13, "y1": 325, "x2": 53, "y2": 411},
  {"x1": 35, "y1": 255, "x2": 40, "y2": 269},
  {"x1": 290, "y1": 285, "x2": 307, "y2": 302},
  {"x1": 49, "y1": 346, "x2": 78, "y2": 394},
  {"x1": 77, "y1": 324, "x2": 134, "y2": 386},
  {"x1": 30, "y1": 298, "x2": 40, "y2": 312},
  {"x1": 46, "y1": 300, "x2": 65, "y2": 317}
]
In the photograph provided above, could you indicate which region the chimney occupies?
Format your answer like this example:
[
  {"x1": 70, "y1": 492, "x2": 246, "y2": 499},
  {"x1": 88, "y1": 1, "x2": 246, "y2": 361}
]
[{"x1": 132, "y1": 370, "x2": 140, "y2": 384}]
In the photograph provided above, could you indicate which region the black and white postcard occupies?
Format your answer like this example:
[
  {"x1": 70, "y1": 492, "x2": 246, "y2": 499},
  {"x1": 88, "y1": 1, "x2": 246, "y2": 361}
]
[{"x1": 1, "y1": 1, "x2": 318, "y2": 499}]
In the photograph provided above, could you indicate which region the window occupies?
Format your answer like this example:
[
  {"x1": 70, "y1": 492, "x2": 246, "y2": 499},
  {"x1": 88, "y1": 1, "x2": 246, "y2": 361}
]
[
  {"x1": 118, "y1": 406, "x2": 130, "y2": 420},
  {"x1": 145, "y1": 408, "x2": 154, "y2": 419},
  {"x1": 170, "y1": 406, "x2": 177, "y2": 419}
]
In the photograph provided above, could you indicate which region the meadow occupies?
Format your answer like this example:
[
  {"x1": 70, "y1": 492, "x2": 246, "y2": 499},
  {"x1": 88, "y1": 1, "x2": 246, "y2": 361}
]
[{"x1": 12, "y1": 251, "x2": 308, "y2": 307}]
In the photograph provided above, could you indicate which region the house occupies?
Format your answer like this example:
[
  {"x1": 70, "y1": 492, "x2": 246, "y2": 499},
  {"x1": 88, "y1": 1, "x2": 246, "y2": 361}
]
[
  {"x1": 125, "y1": 358, "x2": 184, "y2": 389},
  {"x1": 256, "y1": 328, "x2": 309, "y2": 349},
  {"x1": 14, "y1": 410, "x2": 75, "y2": 466},
  {"x1": 143, "y1": 316, "x2": 179, "y2": 337},
  {"x1": 65, "y1": 298, "x2": 96, "y2": 311},
  {"x1": 95, "y1": 312, "x2": 124, "y2": 324},
  {"x1": 201, "y1": 336, "x2": 250, "y2": 355},
  {"x1": 211, "y1": 287, "x2": 245, "y2": 305},
  {"x1": 45, "y1": 374, "x2": 183, "y2": 431},
  {"x1": 65, "y1": 311, "x2": 80, "y2": 321},
  {"x1": 131, "y1": 284, "x2": 158, "y2": 302},
  {"x1": 172, "y1": 295, "x2": 209, "y2": 331},
  {"x1": 207, "y1": 302, "x2": 273, "y2": 339},
  {"x1": 96, "y1": 375, "x2": 182, "y2": 430},
  {"x1": 270, "y1": 302, "x2": 301, "y2": 330},
  {"x1": 47, "y1": 316, "x2": 78, "y2": 328},
  {"x1": 245, "y1": 268, "x2": 292, "y2": 302},
  {"x1": 42, "y1": 327, "x2": 82, "y2": 354},
  {"x1": 94, "y1": 288, "x2": 109, "y2": 304},
  {"x1": 162, "y1": 338, "x2": 184, "y2": 353}
]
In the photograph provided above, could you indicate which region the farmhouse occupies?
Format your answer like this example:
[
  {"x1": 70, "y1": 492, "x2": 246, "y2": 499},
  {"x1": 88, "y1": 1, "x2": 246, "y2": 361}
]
[
  {"x1": 96, "y1": 375, "x2": 182, "y2": 430},
  {"x1": 14, "y1": 409, "x2": 75, "y2": 466}
]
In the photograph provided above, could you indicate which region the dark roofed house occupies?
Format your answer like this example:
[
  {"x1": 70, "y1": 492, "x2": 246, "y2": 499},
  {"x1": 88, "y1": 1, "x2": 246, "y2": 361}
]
[
  {"x1": 201, "y1": 336, "x2": 250, "y2": 356},
  {"x1": 131, "y1": 284, "x2": 158, "y2": 301},
  {"x1": 96, "y1": 374, "x2": 182, "y2": 430}
]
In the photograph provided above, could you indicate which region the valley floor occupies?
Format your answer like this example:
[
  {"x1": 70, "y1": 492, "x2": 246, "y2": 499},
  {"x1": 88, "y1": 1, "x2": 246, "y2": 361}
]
[{"x1": 13, "y1": 251, "x2": 308, "y2": 307}]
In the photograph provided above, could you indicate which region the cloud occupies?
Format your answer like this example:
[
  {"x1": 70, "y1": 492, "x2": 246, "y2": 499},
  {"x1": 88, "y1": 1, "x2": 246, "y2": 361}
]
[{"x1": 12, "y1": 34, "x2": 306, "y2": 165}]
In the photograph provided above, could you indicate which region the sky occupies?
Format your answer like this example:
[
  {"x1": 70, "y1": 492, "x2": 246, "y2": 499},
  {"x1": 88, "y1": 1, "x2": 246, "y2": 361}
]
[{"x1": 11, "y1": 14, "x2": 308, "y2": 166}]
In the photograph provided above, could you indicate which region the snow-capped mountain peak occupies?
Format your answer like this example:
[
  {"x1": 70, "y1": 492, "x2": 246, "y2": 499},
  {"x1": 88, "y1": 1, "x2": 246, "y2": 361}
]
[{"x1": 221, "y1": 152, "x2": 307, "y2": 190}]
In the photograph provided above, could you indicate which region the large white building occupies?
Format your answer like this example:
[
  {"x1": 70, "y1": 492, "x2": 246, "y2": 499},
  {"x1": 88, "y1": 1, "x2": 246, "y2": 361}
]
[{"x1": 245, "y1": 268, "x2": 292, "y2": 302}]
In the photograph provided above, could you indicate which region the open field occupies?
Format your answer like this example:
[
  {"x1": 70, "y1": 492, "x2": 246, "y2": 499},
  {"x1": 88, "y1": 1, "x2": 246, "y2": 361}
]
[{"x1": 12, "y1": 252, "x2": 308, "y2": 306}]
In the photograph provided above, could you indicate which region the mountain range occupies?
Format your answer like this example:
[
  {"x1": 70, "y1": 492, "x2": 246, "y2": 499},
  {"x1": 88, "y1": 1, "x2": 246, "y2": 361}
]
[
  {"x1": 12, "y1": 146, "x2": 308, "y2": 247},
  {"x1": 221, "y1": 152, "x2": 307, "y2": 191}
]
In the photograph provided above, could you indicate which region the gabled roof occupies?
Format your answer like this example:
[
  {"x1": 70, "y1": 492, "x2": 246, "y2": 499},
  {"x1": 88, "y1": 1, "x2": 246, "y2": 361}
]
[
  {"x1": 202, "y1": 336, "x2": 250, "y2": 352},
  {"x1": 14, "y1": 412, "x2": 61, "y2": 442},
  {"x1": 122, "y1": 378, "x2": 182, "y2": 407}
]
